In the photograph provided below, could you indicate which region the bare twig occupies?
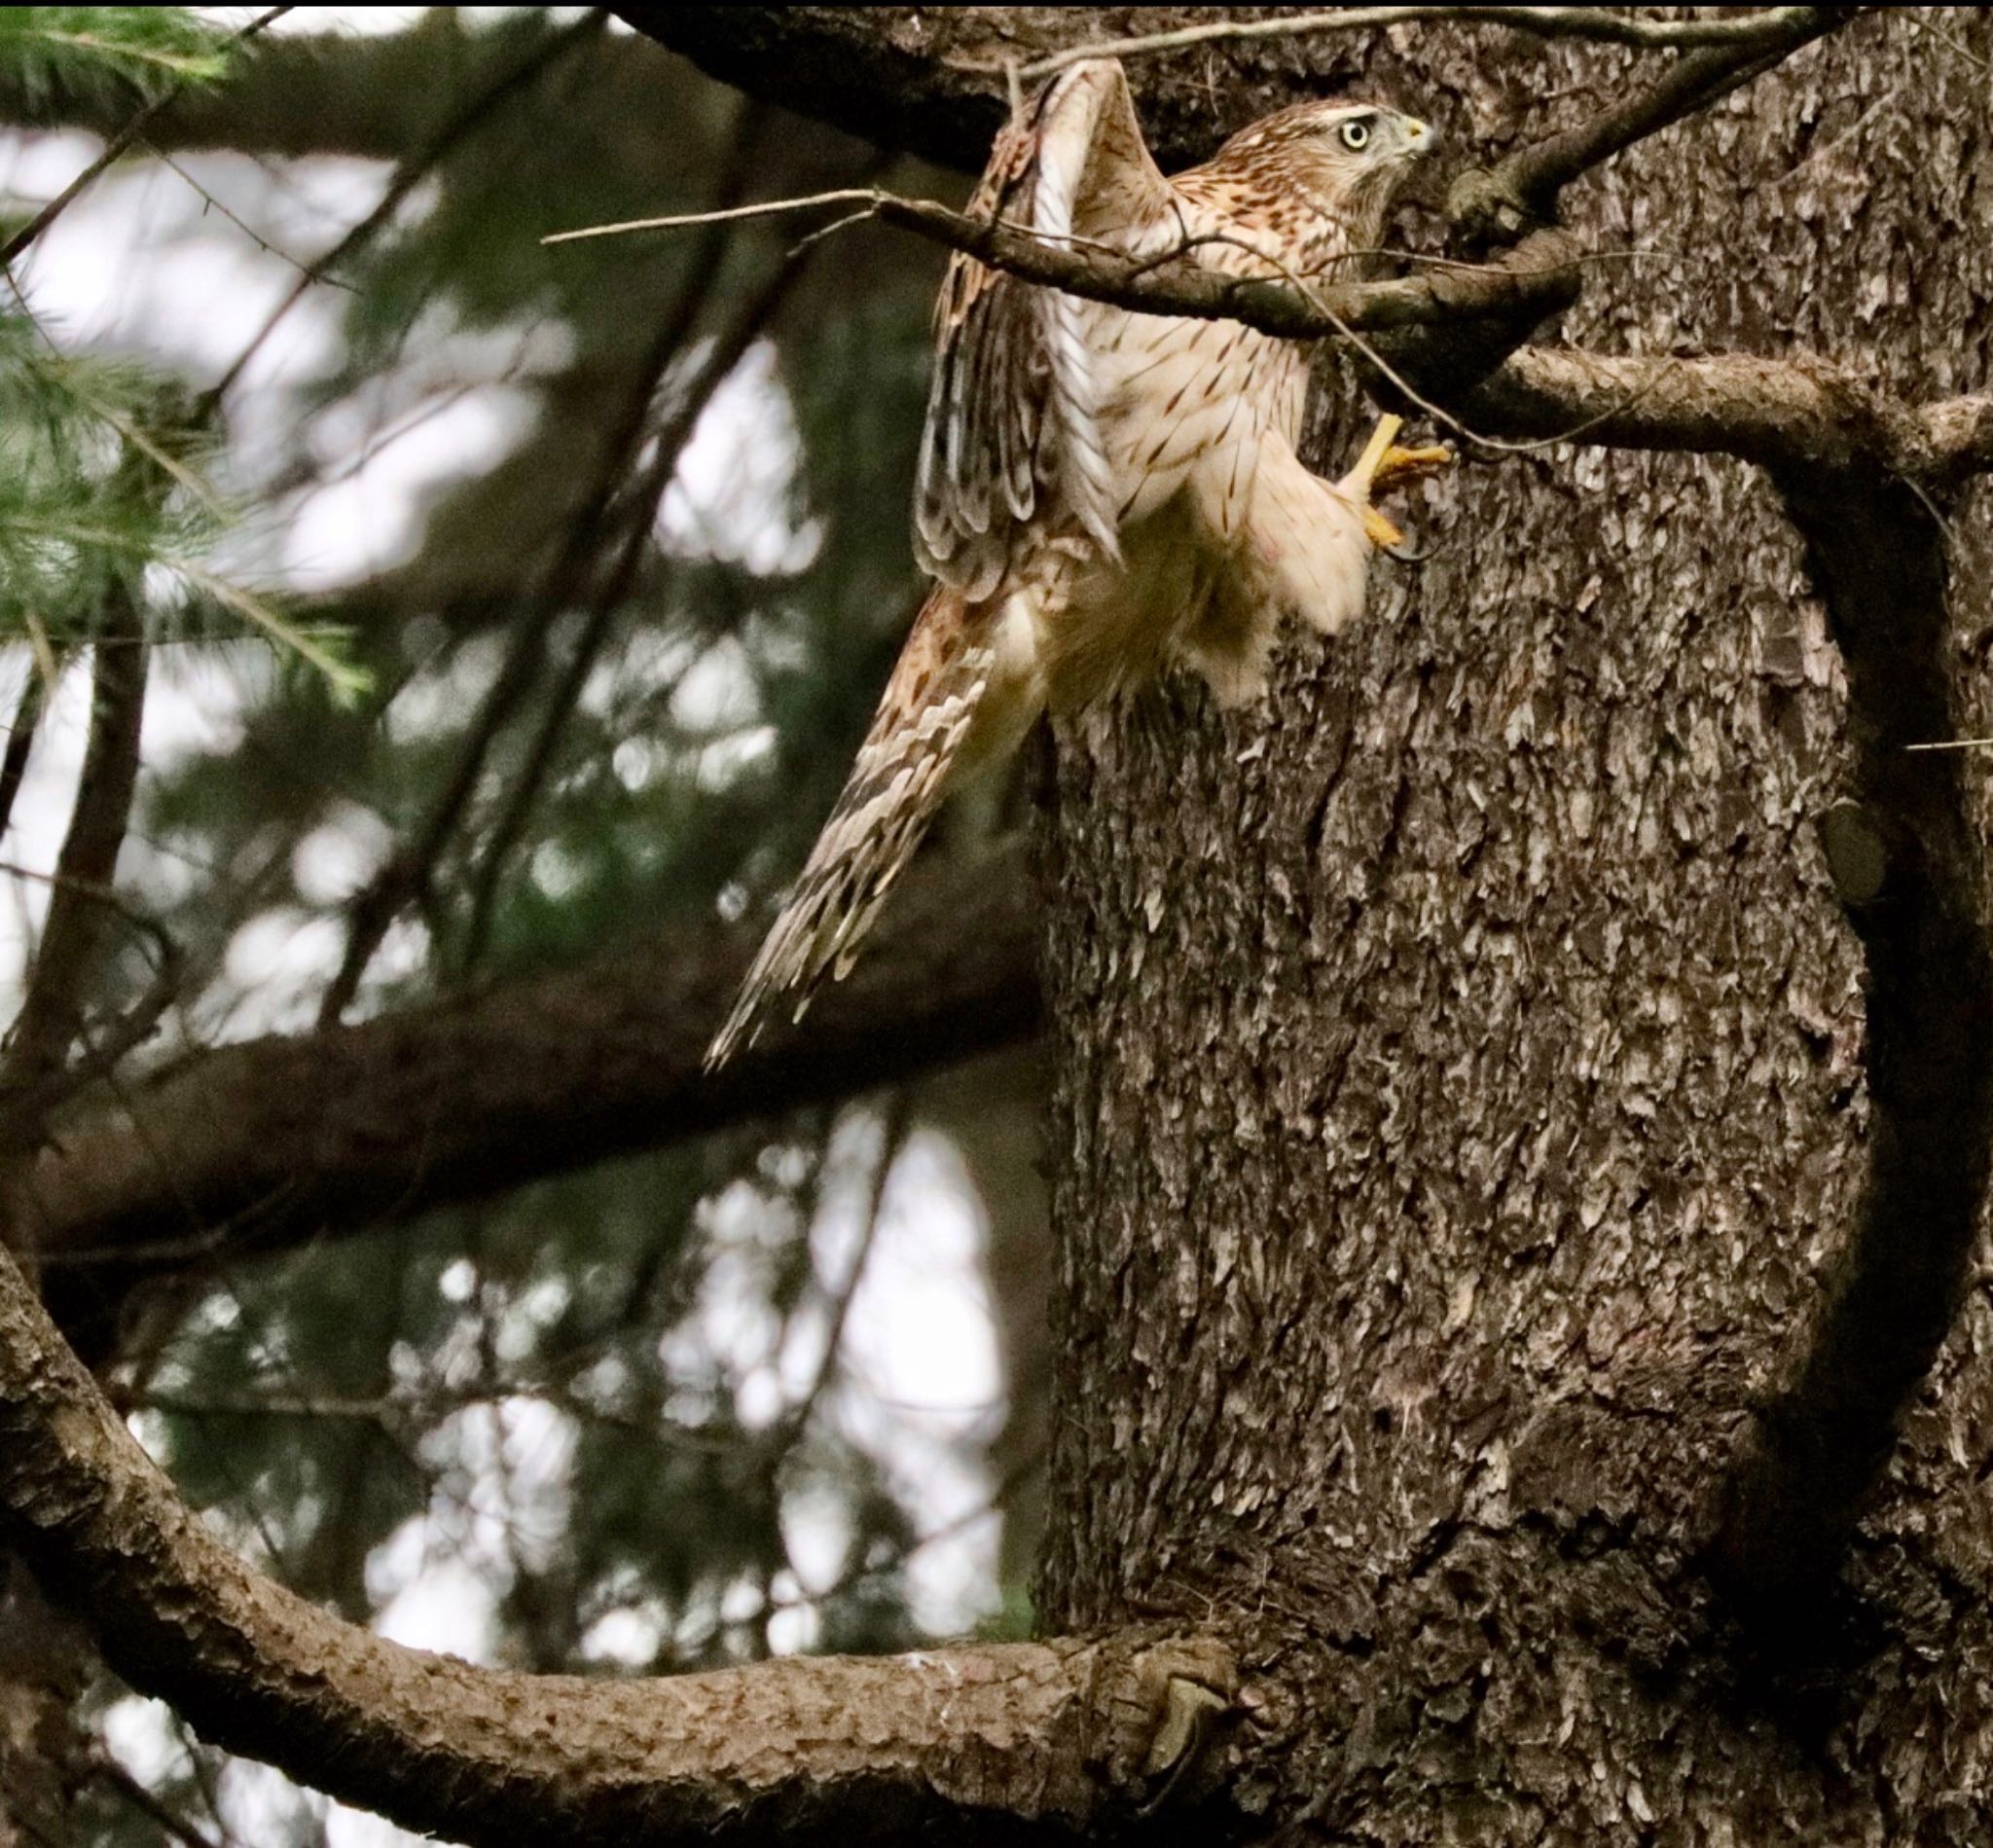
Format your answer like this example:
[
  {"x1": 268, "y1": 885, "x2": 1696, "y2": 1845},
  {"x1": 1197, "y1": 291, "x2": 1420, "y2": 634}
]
[
  {"x1": 775, "y1": 1093, "x2": 908, "y2": 1451},
  {"x1": 1899, "y1": 10, "x2": 1993, "y2": 76},
  {"x1": 997, "y1": 6, "x2": 1835, "y2": 83},
  {"x1": 455, "y1": 105, "x2": 787, "y2": 967},
  {"x1": 315, "y1": 320, "x2": 687, "y2": 1024},
  {"x1": 456, "y1": 246, "x2": 818, "y2": 967},
  {"x1": 93, "y1": 1758, "x2": 227, "y2": 1848},
  {"x1": 0, "y1": 7, "x2": 290, "y2": 270}
]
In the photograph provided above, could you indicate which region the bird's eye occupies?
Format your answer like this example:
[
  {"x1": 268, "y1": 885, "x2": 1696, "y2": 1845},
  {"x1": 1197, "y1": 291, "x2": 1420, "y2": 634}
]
[{"x1": 1340, "y1": 119, "x2": 1372, "y2": 151}]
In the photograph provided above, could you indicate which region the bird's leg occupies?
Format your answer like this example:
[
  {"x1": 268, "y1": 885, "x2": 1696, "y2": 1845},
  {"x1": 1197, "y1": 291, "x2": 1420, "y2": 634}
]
[{"x1": 1338, "y1": 414, "x2": 1452, "y2": 550}]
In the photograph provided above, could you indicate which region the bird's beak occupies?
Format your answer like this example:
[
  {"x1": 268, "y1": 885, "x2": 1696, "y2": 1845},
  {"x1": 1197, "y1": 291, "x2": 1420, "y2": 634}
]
[{"x1": 1400, "y1": 116, "x2": 1436, "y2": 156}]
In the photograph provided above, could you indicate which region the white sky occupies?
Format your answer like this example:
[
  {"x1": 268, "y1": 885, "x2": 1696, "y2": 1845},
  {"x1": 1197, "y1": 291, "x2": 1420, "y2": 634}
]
[{"x1": 3, "y1": 14, "x2": 1006, "y2": 1844}]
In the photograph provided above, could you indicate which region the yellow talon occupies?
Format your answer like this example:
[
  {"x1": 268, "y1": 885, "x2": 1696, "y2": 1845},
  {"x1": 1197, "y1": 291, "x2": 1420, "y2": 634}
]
[
  {"x1": 1361, "y1": 505, "x2": 1405, "y2": 550},
  {"x1": 1345, "y1": 417, "x2": 1448, "y2": 550},
  {"x1": 1372, "y1": 442, "x2": 1454, "y2": 494}
]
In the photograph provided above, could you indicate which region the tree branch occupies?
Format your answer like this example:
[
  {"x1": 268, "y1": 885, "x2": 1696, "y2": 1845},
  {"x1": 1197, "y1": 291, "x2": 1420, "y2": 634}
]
[
  {"x1": 1711, "y1": 463, "x2": 1993, "y2": 1615},
  {"x1": 24, "y1": 848, "x2": 1039, "y2": 1352},
  {"x1": 551, "y1": 192, "x2": 1585, "y2": 346},
  {"x1": 0, "y1": 1224, "x2": 1228, "y2": 1845},
  {"x1": 1008, "y1": 6, "x2": 1838, "y2": 82},
  {"x1": 1456, "y1": 7, "x2": 1854, "y2": 235},
  {"x1": 0, "y1": 610, "x2": 151, "y2": 1116},
  {"x1": 205, "y1": 9, "x2": 608, "y2": 405},
  {"x1": 322, "y1": 131, "x2": 847, "y2": 1023}
]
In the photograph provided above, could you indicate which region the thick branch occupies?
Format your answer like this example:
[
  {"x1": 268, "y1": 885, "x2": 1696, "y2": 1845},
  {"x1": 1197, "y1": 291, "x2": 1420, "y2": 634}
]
[
  {"x1": 1712, "y1": 469, "x2": 1993, "y2": 1612},
  {"x1": 1459, "y1": 348, "x2": 1993, "y2": 483},
  {"x1": 24, "y1": 849, "x2": 1038, "y2": 1349},
  {"x1": 0, "y1": 1227, "x2": 1224, "y2": 1844}
]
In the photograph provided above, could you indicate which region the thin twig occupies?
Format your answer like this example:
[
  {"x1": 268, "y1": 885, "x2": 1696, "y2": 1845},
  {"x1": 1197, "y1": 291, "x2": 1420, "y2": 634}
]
[
  {"x1": 778, "y1": 1093, "x2": 908, "y2": 1449},
  {"x1": 1900, "y1": 9, "x2": 1993, "y2": 75},
  {"x1": 0, "y1": 7, "x2": 290, "y2": 270},
  {"x1": 145, "y1": 145, "x2": 340, "y2": 283},
  {"x1": 92, "y1": 1759, "x2": 227, "y2": 1848},
  {"x1": 454, "y1": 104, "x2": 785, "y2": 967},
  {"x1": 987, "y1": 6, "x2": 1833, "y2": 83},
  {"x1": 456, "y1": 248, "x2": 820, "y2": 966},
  {"x1": 545, "y1": 189, "x2": 882, "y2": 244}
]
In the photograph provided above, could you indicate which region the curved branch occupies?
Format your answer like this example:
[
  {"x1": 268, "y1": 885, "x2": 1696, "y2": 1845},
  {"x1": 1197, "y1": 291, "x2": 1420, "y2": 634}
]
[
  {"x1": 0, "y1": 1228, "x2": 1224, "y2": 1844},
  {"x1": 620, "y1": 5, "x2": 1862, "y2": 207},
  {"x1": 1713, "y1": 467, "x2": 1993, "y2": 1612},
  {"x1": 1461, "y1": 7, "x2": 1853, "y2": 232}
]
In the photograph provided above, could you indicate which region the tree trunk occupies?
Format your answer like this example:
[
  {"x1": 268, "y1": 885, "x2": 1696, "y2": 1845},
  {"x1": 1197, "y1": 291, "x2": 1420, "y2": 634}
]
[
  {"x1": 11, "y1": 12, "x2": 1993, "y2": 1845},
  {"x1": 1037, "y1": 14, "x2": 1993, "y2": 1839}
]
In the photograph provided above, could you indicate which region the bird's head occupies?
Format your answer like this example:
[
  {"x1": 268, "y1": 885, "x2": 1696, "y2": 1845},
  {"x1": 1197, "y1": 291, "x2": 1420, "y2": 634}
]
[{"x1": 1204, "y1": 99, "x2": 1436, "y2": 251}]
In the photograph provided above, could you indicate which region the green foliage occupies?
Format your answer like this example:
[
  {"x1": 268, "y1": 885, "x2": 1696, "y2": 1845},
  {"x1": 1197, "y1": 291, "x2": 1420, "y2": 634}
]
[
  {"x1": 0, "y1": 321, "x2": 367, "y2": 695},
  {"x1": 0, "y1": 8, "x2": 368, "y2": 697},
  {"x1": 0, "y1": 6, "x2": 229, "y2": 108}
]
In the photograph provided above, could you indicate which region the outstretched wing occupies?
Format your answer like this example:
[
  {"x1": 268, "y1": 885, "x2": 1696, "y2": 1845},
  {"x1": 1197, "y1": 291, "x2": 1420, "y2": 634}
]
[{"x1": 913, "y1": 58, "x2": 1179, "y2": 599}]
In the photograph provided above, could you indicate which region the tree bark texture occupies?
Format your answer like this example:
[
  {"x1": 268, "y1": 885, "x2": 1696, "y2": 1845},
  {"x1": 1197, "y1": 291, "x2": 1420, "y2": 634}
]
[{"x1": 1022, "y1": 14, "x2": 1993, "y2": 1843}]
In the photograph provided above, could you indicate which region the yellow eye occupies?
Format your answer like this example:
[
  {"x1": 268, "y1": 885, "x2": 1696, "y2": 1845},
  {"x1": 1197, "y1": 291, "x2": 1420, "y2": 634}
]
[{"x1": 1340, "y1": 119, "x2": 1372, "y2": 151}]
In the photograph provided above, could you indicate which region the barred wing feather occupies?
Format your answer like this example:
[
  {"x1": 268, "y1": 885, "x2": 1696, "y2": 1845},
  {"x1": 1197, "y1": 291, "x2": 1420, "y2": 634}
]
[{"x1": 913, "y1": 59, "x2": 1178, "y2": 598}]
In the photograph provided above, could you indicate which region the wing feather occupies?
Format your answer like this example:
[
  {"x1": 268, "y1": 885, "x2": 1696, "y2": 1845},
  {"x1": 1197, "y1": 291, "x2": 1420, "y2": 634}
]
[{"x1": 913, "y1": 59, "x2": 1178, "y2": 597}]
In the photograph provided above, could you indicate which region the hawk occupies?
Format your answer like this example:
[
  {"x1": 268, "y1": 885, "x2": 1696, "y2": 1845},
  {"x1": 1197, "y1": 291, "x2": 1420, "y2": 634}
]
[{"x1": 707, "y1": 60, "x2": 1441, "y2": 1067}]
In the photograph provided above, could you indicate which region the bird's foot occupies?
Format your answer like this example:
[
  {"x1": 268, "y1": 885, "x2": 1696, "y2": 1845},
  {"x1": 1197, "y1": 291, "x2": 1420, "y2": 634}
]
[
  {"x1": 1361, "y1": 505, "x2": 1406, "y2": 550},
  {"x1": 1370, "y1": 442, "x2": 1454, "y2": 495},
  {"x1": 1343, "y1": 417, "x2": 1451, "y2": 553}
]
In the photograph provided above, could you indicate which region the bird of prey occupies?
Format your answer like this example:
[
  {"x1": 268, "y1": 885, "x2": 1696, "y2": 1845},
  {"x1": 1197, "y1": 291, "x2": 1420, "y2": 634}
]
[{"x1": 707, "y1": 59, "x2": 1442, "y2": 1067}]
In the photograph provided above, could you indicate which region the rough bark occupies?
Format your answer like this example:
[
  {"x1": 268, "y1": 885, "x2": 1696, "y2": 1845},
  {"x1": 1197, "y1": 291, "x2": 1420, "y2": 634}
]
[
  {"x1": 19, "y1": 848, "x2": 1038, "y2": 1353},
  {"x1": 1019, "y1": 10, "x2": 1993, "y2": 1842}
]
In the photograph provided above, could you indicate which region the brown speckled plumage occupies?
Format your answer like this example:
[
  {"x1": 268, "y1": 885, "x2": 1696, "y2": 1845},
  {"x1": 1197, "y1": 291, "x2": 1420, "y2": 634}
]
[{"x1": 707, "y1": 61, "x2": 1433, "y2": 1067}]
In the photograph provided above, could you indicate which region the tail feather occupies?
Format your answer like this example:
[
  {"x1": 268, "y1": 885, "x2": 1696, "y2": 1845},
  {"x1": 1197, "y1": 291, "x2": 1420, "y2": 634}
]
[{"x1": 706, "y1": 588, "x2": 1022, "y2": 1069}]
